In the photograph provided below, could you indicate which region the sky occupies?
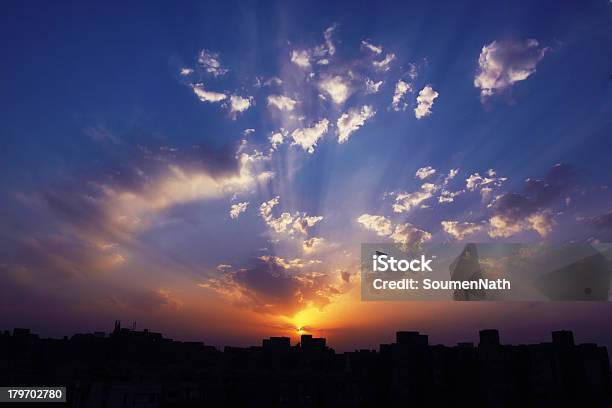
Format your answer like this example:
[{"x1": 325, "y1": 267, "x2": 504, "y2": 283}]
[{"x1": 1, "y1": 0, "x2": 612, "y2": 351}]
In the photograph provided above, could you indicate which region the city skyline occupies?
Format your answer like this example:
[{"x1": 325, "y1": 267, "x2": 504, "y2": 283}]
[{"x1": 1, "y1": 0, "x2": 612, "y2": 352}]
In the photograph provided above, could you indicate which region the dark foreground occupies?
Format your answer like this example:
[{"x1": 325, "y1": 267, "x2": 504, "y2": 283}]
[{"x1": 1, "y1": 322, "x2": 610, "y2": 407}]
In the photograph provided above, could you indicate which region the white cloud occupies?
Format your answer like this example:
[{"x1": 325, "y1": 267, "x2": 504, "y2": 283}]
[
  {"x1": 356, "y1": 214, "x2": 393, "y2": 236},
  {"x1": 302, "y1": 237, "x2": 326, "y2": 254},
  {"x1": 268, "y1": 130, "x2": 286, "y2": 150},
  {"x1": 192, "y1": 84, "x2": 227, "y2": 103},
  {"x1": 391, "y1": 80, "x2": 412, "y2": 111},
  {"x1": 438, "y1": 189, "x2": 463, "y2": 203},
  {"x1": 259, "y1": 255, "x2": 321, "y2": 269},
  {"x1": 390, "y1": 223, "x2": 432, "y2": 246},
  {"x1": 180, "y1": 68, "x2": 193, "y2": 76},
  {"x1": 98, "y1": 149, "x2": 273, "y2": 236},
  {"x1": 267, "y1": 95, "x2": 297, "y2": 111},
  {"x1": 365, "y1": 78, "x2": 383, "y2": 94},
  {"x1": 392, "y1": 183, "x2": 438, "y2": 213},
  {"x1": 488, "y1": 210, "x2": 554, "y2": 238},
  {"x1": 444, "y1": 168, "x2": 459, "y2": 184},
  {"x1": 336, "y1": 105, "x2": 376, "y2": 144},
  {"x1": 441, "y1": 221, "x2": 483, "y2": 240},
  {"x1": 264, "y1": 77, "x2": 283, "y2": 87},
  {"x1": 361, "y1": 40, "x2": 383, "y2": 55},
  {"x1": 416, "y1": 166, "x2": 436, "y2": 180},
  {"x1": 228, "y1": 95, "x2": 253, "y2": 118},
  {"x1": 474, "y1": 39, "x2": 548, "y2": 100},
  {"x1": 465, "y1": 169, "x2": 507, "y2": 192},
  {"x1": 414, "y1": 85, "x2": 439, "y2": 119},
  {"x1": 260, "y1": 196, "x2": 279, "y2": 222},
  {"x1": 357, "y1": 214, "x2": 431, "y2": 246},
  {"x1": 291, "y1": 119, "x2": 329, "y2": 153},
  {"x1": 290, "y1": 25, "x2": 336, "y2": 69},
  {"x1": 373, "y1": 53, "x2": 396, "y2": 71},
  {"x1": 243, "y1": 128, "x2": 255, "y2": 136},
  {"x1": 292, "y1": 215, "x2": 324, "y2": 235},
  {"x1": 259, "y1": 197, "x2": 323, "y2": 236},
  {"x1": 229, "y1": 202, "x2": 249, "y2": 219},
  {"x1": 291, "y1": 50, "x2": 311, "y2": 68},
  {"x1": 319, "y1": 76, "x2": 350, "y2": 104},
  {"x1": 198, "y1": 49, "x2": 228, "y2": 77},
  {"x1": 528, "y1": 211, "x2": 555, "y2": 237}
]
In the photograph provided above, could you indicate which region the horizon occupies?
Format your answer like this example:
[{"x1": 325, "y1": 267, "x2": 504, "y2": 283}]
[
  {"x1": 3, "y1": 321, "x2": 609, "y2": 353},
  {"x1": 0, "y1": 320, "x2": 608, "y2": 353}
]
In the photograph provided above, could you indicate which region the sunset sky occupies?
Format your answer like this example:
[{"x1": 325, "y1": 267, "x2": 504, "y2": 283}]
[{"x1": 1, "y1": 0, "x2": 612, "y2": 351}]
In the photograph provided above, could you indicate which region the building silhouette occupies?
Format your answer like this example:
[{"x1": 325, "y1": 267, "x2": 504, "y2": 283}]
[{"x1": 0, "y1": 323, "x2": 610, "y2": 407}]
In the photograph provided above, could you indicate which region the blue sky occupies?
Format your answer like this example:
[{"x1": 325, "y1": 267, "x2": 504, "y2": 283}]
[{"x1": 1, "y1": 0, "x2": 612, "y2": 348}]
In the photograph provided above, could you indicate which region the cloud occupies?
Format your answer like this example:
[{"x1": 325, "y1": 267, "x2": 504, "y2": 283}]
[
  {"x1": 259, "y1": 197, "x2": 323, "y2": 236},
  {"x1": 485, "y1": 164, "x2": 573, "y2": 238},
  {"x1": 259, "y1": 255, "x2": 321, "y2": 269},
  {"x1": 302, "y1": 237, "x2": 326, "y2": 254},
  {"x1": 416, "y1": 166, "x2": 436, "y2": 180},
  {"x1": 200, "y1": 259, "x2": 341, "y2": 316},
  {"x1": 441, "y1": 221, "x2": 483, "y2": 240},
  {"x1": 268, "y1": 130, "x2": 286, "y2": 150},
  {"x1": 263, "y1": 77, "x2": 283, "y2": 87},
  {"x1": 392, "y1": 183, "x2": 437, "y2": 213},
  {"x1": 267, "y1": 212, "x2": 294, "y2": 233},
  {"x1": 180, "y1": 68, "x2": 193, "y2": 76},
  {"x1": 588, "y1": 211, "x2": 612, "y2": 230},
  {"x1": 414, "y1": 85, "x2": 439, "y2": 119},
  {"x1": 390, "y1": 223, "x2": 432, "y2": 246},
  {"x1": 373, "y1": 53, "x2": 396, "y2": 71},
  {"x1": 323, "y1": 25, "x2": 337, "y2": 56},
  {"x1": 127, "y1": 288, "x2": 183, "y2": 312},
  {"x1": 267, "y1": 95, "x2": 297, "y2": 111},
  {"x1": 192, "y1": 84, "x2": 227, "y2": 103},
  {"x1": 361, "y1": 40, "x2": 383, "y2": 55},
  {"x1": 82, "y1": 148, "x2": 274, "y2": 238},
  {"x1": 356, "y1": 214, "x2": 393, "y2": 236},
  {"x1": 229, "y1": 201, "x2": 249, "y2": 219},
  {"x1": 227, "y1": 95, "x2": 253, "y2": 118},
  {"x1": 474, "y1": 39, "x2": 548, "y2": 100},
  {"x1": 356, "y1": 214, "x2": 431, "y2": 246},
  {"x1": 392, "y1": 80, "x2": 412, "y2": 111},
  {"x1": 438, "y1": 189, "x2": 463, "y2": 203},
  {"x1": 104, "y1": 158, "x2": 269, "y2": 230},
  {"x1": 260, "y1": 196, "x2": 279, "y2": 222},
  {"x1": 365, "y1": 78, "x2": 383, "y2": 94},
  {"x1": 488, "y1": 210, "x2": 555, "y2": 238},
  {"x1": 319, "y1": 75, "x2": 350, "y2": 104},
  {"x1": 444, "y1": 168, "x2": 459, "y2": 184},
  {"x1": 291, "y1": 119, "x2": 330, "y2": 153},
  {"x1": 291, "y1": 50, "x2": 311, "y2": 68},
  {"x1": 198, "y1": 49, "x2": 228, "y2": 77},
  {"x1": 336, "y1": 105, "x2": 376, "y2": 144},
  {"x1": 465, "y1": 169, "x2": 507, "y2": 200},
  {"x1": 292, "y1": 215, "x2": 324, "y2": 235},
  {"x1": 289, "y1": 25, "x2": 337, "y2": 69},
  {"x1": 407, "y1": 63, "x2": 418, "y2": 80}
]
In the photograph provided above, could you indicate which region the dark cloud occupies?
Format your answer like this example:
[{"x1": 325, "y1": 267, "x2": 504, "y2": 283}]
[
  {"x1": 490, "y1": 163, "x2": 574, "y2": 220},
  {"x1": 201, "y1": 259, "x2": 343, "y2": 317}
]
